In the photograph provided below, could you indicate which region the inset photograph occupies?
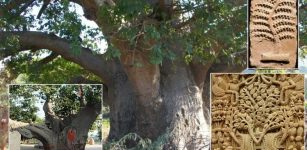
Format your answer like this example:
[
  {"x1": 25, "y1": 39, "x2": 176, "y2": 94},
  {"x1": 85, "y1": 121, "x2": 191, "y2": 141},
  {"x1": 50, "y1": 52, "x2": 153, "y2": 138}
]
[
  {"x1": 211, "y1": 74, "x2": 304, "y2": 149},
  {"x1": 8, "y1": 84, "x2": 103, "y2": 150},
  {"x1": 248, "y1": 0, "x2": 298, "y2": 68}
]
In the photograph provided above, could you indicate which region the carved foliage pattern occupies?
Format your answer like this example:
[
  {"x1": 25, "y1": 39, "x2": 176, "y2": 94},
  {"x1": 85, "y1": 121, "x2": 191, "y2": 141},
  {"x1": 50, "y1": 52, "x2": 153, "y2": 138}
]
[
  {"x1": 211, "y1": 74, "x2": 304, "y2": 150},
  {"x1": 250, "y1": 0, "x2": 297, "y2": 42}
]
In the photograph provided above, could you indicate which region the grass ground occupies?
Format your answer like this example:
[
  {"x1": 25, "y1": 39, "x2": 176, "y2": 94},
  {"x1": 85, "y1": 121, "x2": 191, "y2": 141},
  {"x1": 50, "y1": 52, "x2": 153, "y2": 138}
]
[{"x1": 102, "y1": 118, "x2": 110, "y2": 143}]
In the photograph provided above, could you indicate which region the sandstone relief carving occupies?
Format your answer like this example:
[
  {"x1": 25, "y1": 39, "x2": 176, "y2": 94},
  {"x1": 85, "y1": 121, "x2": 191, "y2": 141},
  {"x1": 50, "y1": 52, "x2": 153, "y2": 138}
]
[
  {"x1": 211, "y1": 74, "x2": 304, "y2": 150},
  {"x1": 249, "y1": 0, "x2": 298, "y2": 68}
]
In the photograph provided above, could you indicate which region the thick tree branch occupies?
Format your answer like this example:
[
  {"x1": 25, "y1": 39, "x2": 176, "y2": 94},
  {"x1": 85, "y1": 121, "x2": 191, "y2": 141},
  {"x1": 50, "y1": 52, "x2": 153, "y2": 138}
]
[
  {"x1": 69, "y1": 0, "x2": 118, "y2": 37},
  {"x1": 189, "y1": 41, "x2": 223, "y2": 89},
  {"x1": 10, "y1": 119, "x2": 53, "y2": 145},
  {"x1": 38, "y1": 52, "x2": 59, "y2": 64},
  {"x1": 68, "y1": 76, "x2": 102, "y2": 84},
  {"x1": 0, "y1": 31, "x2": 114, "y2": 85},
  {"x1": 190, "y1": 62, "x2": 213, "y2": 89},
  {"x1": 37, "y1": 0, "x2": 51, "y2": 19},
  {"x1": 43, "y1": 97, "x2": 64, "y2": 134},
  {"x1": 78, "y1": 85, "x2": 86, "y2": 107},
  {"x1": 0, "y1": 0, "x2": 35, "y2": 17}
]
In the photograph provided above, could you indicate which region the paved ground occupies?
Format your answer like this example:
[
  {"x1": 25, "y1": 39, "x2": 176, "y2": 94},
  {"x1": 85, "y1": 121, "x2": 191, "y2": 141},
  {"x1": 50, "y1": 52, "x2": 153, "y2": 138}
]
[
  {"x1": 84, "y1": 145, "x2": 103, "y2": 150},
  {"x1": 20, "y1": 144, "x2": 102, "y2": 150},
  {"x1": 20, "y1": 145, "x2": 39, "y2": 150}
]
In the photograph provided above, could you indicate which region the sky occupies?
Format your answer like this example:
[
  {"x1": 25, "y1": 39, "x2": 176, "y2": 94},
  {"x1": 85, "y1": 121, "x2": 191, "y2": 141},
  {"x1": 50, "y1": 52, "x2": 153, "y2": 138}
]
[{"x1": 35, "y1": 98, "x2": 45, "y2": 119}]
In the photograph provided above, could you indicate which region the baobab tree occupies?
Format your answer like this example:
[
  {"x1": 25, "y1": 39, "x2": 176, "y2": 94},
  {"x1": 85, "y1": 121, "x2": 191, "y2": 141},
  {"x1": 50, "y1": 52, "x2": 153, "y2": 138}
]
[
  {"x1": 9, "y1": 84, "x2": 102, "y2": 150},
  {"x1": 1, "y1": 0, "x2": 306, "y2": 149}
]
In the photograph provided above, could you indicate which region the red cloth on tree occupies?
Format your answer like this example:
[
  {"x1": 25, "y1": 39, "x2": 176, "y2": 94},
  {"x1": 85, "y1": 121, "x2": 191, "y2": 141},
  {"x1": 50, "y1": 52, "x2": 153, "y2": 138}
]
[{"x1": 67, "y1": 129, "x2": 76, "y2": 142}]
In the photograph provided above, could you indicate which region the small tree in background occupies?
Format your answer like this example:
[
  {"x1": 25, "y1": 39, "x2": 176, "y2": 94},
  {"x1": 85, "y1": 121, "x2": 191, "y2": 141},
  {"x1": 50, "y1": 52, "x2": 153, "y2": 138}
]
[{"x1": 9, "y1": 84, "x2": 102, "y2": 150}]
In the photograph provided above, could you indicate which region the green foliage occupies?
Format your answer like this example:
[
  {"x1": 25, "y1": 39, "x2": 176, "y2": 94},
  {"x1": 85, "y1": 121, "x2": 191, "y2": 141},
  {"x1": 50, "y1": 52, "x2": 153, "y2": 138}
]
[
  {"x1": 9, "y1": 84, "x2": 102, "y2": 121},
  {"x1": 38, "y1": 0, "x2": 83, "y2": 54},
  {"x1": 9, "y1": 85, "x2": 39, "y2": 122},
  {"x1": 0, "y1": 0, "x2": 259, "y2": 79},
  {"x1": 35, "y1": 117, "x2": 45, "y2": 125},
  {"x1": 103, "y1": 132, "x2": 169, "y2": 150},
  {"x1": 102, "y1": 118, "x2": 110, "y2": 129},
  {"x1": 299, "y1": 0, "x2": 307, "y2": 46},
  {"x1": 52, "y1": 85, "x2": 81, "y2": 118},
  {"x1": 4, "y1": 55, "x2": 101, "y2": 84},
  {"x1": 0, "y1": 1, "x2": 37, "y2": 31},
  {"x1": 0, "y1": 35, "x2": 20, "y2": 51},
  {"x1": 105, "y1": 45, "x2": 121, "y2": 59},
  {"x1": 299, "y1": 0, "x2": 307, "y2": 57},
  {"x1": 97, "y1": 0, "x2": 247, "y2": 65}
]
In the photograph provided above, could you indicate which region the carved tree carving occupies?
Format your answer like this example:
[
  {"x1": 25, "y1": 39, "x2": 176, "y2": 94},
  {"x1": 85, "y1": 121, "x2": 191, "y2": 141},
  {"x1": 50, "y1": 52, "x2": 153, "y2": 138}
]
[
  {"x1": 211, "y1": 74, "x2": 304, "y2": 150},
  {"x1": 249, "y1": 0, "x2": 298, "y2": 68}
]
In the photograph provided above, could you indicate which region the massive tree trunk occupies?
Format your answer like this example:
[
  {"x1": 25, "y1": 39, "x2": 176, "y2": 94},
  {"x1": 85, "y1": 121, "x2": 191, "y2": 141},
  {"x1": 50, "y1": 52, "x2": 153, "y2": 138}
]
[
  {"x1": 160, "y1": 60, "x2": 208, "y2": 149},
  {"x1": 104, "y1": 57, "x2": 209, "y2": 149},
  {"x1": 104, "y1": 40, "x2": 210, "y2": 149}
]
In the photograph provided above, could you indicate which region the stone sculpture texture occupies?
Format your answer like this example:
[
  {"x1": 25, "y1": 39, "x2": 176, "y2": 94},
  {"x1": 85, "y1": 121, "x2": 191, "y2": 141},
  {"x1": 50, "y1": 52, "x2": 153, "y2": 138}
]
[
  {"x1": 211, "y1": 74, "x2": 304, "y2": 150},
  {"x1": 249, "y1": 0, "x2": 298, "y2": 68}
]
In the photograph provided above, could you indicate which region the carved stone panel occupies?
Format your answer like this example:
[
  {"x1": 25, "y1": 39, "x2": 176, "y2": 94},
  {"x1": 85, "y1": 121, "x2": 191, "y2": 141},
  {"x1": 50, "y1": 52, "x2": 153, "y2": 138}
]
[
  {"x1": 249, "y1": 0, "x2": 298, "y2": 68},
  {"x1": 211, "y1": 74, "x2": 304, "y2": 150}
]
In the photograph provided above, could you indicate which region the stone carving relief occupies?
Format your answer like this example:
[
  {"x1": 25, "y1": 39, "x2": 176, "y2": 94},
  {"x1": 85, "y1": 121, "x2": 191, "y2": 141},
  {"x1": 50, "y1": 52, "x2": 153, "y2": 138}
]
[
  {"x1": 249, "y1": 0, "x2": 298, "y2": 68},
  {"x1": 211, "y1": 74, "x2": 304, "y2": 150}
]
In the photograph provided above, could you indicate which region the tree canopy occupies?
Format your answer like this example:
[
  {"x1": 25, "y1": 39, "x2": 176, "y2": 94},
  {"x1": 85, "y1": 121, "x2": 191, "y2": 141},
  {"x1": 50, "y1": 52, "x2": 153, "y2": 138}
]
[
  {"x1": 0, "y1": 0, "x2": 249, "y2": 82},
  {"x1": 0, "y1": 0, "x2": 305, "y2": 83},
  {"x1": 9, "y1": 84, "x2": 102, "y2": 122}
]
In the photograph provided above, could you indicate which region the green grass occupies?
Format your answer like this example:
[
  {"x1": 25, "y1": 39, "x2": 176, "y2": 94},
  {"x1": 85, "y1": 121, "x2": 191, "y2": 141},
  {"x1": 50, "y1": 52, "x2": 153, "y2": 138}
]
[
  {"x1": 102, "y1": 118, "x2": 110, "y2": 128},
  {"x1": 102, "y1": 118, "x2": 110, "y2": 142}
]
